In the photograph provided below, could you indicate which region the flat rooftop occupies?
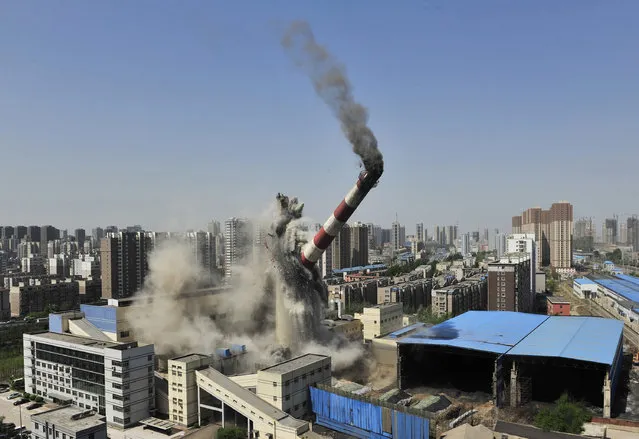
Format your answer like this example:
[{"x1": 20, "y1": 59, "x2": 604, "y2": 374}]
[
  {"x1": 170, "y1": 353, "x2": 209, "y2": 363},
  {"x1": 546, "y1": 296, "x2": 570, "y2": 304},
  {"x1": 31, "y1": 407, "x2": 104, "y2": 432},
  {"x1": 259, "y1": 353, "x2": 329, "y2": 374},
  {"x1": 27, "y1": 331, "x2": 121, "y2": 349}
]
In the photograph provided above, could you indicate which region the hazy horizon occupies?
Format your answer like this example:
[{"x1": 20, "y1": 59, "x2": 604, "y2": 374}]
[{"x1": 2, "y1": 1, "x2": 637, "y2": 234}]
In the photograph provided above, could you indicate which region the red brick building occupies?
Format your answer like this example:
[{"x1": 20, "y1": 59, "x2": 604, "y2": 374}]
[{"x1": 547, "y1": 296, "x2": 571, "y2": 316}]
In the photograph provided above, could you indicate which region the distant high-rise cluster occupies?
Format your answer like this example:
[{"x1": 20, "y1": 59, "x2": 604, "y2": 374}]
[
  {"x1": 330, "y1": 222, "x2": 369, "y2": 270},
  {"x1": 224, "y1": 217, "x2": 253, "y2": 279},
  {"x1": 511, "y1": 202, "x2": 573, "y2": 269}
]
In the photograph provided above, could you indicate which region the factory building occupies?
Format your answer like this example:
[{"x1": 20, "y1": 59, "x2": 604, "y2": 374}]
[
  {"x1": 10, "y1": 279, "x2": 80, "y2": 317},
  {"x1": 354, "y1": 302, "x2": 403, "y2": 341},
  {"x1": 487, "y1": 253, "x2": 532, "y2": 313},
  {"x1": 23, "y1": 331, "x2": 155, "y2": 428},
  {"x1": 256, "y1": 354, "x2": 331, "y2": 419},
  {"x1": 31, "y1": 406, "x2": 106, "y2": 439},
  {"x1": 397, "y1": 311, "x2": 623, "y2": 418},
  {"x1": 431, "y1": 275, "x2": 487, "y2": 318},
  {"x1": 582, "y1": 273, "x2": 639, "y2": 334},
  {"x1": 196, "y1": 367, "x2": 311, "y2": 438}
]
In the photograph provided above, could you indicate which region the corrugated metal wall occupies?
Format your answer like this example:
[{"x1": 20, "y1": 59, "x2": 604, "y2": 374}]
[
  {"x1": 310, "y1": 387, "x2": 430, "y2": 439},
  {"x1": 80, "y1": 304, "x2": 117, "y2": 333},
  {"x1": 49, "y1": 313, "x2": 63, "y2": 334}
]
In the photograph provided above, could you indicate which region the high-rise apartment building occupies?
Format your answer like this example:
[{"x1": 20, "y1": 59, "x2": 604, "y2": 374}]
[
  {"x1": 74, "y1": 229, "x2": 86, "y2": 249},
  {"x1": 511, "y1": 202, "x2": 573, "y2": 269},
  {"x1": 506, "y1": 234, "x2": 537, "y2": 293},
  {"x1": 41, "y1": 226, "x2": 60, "y2": 254},
  {"x1": 224, "y1": 218, "x2": 252, "y2": 279},
  {"x1": 100, "y1": 232, "x2": 149, "y2": 299},
  {"x1": 512, "y1": 216, "x2": 522, "y2": 234},
  {"x1": 349, "y1": 222, "x2": 369, "y2": 267},
  {"x1": 603, "y1": 218, "x2": 618, "y2": 244},
  {"x1": 28, "y1": 226, "x2": 42, "y2": 244},
  {"x1": 185, "y1": 232, "x2": 216, "y2": 278},
  {"x1": 628, "y1": 216, "x2": 639, "y2": 252},
  {"x1": 549, "y1": 202, "x2": 573, "y2": 269},
  {"x1": 320, "y1": 245, "x2": 333, "y2": 278},
  {"x1": 448, "y1": 226, "x2": 456, "y2": 245},
  {"x1": 391, "y1": 222, "x2": 405, "y2": 251},
  {"x1": 416, "y1": 223, "x2": 424, "y2": 243},
  {"x1": 487, "y1": 253, "x2": 532, "y2": 313},
  {"x1": 91, "y1": 228, "x2": 104, "y2": 248},
  {"x1": 461, "y1": 233, "x2": 471, "y2": 256},
  {"x1": 23, "y1": 332, "x2": 155, "y2": 428},
  {"x1": 495, "y1": 233, "x2": 507, "y2": 258},
  {"x1": 331, "y1": 225, "x2": 351, "y2": 271}
]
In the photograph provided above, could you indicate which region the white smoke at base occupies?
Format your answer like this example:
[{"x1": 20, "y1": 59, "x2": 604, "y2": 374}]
[{"x1": 124, "y1": 197, "x2": 366, "y2": 372}]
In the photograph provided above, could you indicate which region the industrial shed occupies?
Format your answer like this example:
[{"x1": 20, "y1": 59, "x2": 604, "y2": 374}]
[{"x1": 397, "y1": 311, "x2": 624, "y2": 417}]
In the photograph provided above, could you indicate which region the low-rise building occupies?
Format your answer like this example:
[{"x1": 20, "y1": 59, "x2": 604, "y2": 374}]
[
  {"x1": 320, "y1": 318, "x2": 363, "y2": 342},
  {"x1": 168, "y1": 354, "x2": 212, "y2": 426},
  {"x1": 256, "y1": 354, "x2": 331, "y2": 419},
  {"x1": 354, "y1": 302, "x2": 403, "y2": 341},
  {"x1": 573, "y1": 277, "x2": 598, "y2": 299},
  {"x1": 31, "y1": 407, "x2": 106, "y2": 439},
  {"x1": 546, "y1": 296, "x2": 571, "y2": 316},
  {"x1": 10, "y1": 279, "x2": 79, "y2": 317},
  {"x1": 23, "y1": 331, "x2": 155, "y2": 428}
]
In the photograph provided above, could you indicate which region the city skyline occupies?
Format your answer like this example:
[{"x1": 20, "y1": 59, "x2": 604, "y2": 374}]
[{"x1": 2, "y1": 1, "x2": 638, "y2": 231}]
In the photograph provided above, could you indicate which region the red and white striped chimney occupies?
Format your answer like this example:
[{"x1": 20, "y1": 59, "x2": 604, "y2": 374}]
[{"x1": 300, "y1": 170, "x2": 382, "y2": 271}]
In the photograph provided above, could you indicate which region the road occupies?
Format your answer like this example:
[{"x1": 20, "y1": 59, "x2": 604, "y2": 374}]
[{"x1": 555, "y1": 283, "x2": 639, "y2": 349}]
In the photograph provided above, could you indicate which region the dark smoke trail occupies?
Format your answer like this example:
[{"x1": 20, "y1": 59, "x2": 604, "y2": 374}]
[{"x1": 282, "y1": 20, "x2": 384, "y2": 175}]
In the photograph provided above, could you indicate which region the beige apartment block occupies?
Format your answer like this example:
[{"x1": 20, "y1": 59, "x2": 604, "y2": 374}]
[
  {"x1": 354, "y1": 302, "x2": 403, "y2": 341},
  {"x1": 168, "y1": 354, "x2": 212, "y2": 426},
  {"x1": 256, "y1": 354, "x2": 331, "y2": 420}
]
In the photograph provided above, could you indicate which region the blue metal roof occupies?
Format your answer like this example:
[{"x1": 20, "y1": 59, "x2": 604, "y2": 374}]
[
  {"x1": 388, "y1": 323, "x2": 425, "y2": 339},
  {"x1": 507, "y1": 316, "x2": 623, "y2": 366},
  {"x1": 398, "y1": 311, "x2": 548, "y2": 354},
  {"x1": 604, "y1": 260, "x2": 614, "y2": 265},
  {"x1": 399, "y1": 311, "x2": 623, "y2": 367},
  {"x1": 591, "y1": 276, "x2": 639, "y2": 304},
  {"x1": 617, "y1": 274, "x2": 639, "y2": 287}
]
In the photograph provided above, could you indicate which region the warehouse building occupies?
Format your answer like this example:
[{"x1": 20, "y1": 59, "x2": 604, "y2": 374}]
[
  {"x1": 196, "y1": 367, "x2": 311, "y2": 438},
  {"x1": 584, "y1": 273, "x2": 639, "y2": 333},
  {"x1": 397, "y1": 311, "x2": 624, "y2": 418}
]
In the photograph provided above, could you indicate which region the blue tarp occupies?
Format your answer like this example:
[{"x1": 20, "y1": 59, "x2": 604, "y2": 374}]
[{"x1": 310, "y1": 387, "x2": 429, "y2": 439}]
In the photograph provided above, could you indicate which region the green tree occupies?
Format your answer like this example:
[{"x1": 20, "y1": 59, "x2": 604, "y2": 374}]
[
  {"x1": 416, "y1": 306, "x2": 449, "y2": 324},
  {"x1": 534, "y1": 394, "x2": 592, "y2": 434},
  {"x1": 216, "y1": 427, "x2": 247, "y2": 439}
]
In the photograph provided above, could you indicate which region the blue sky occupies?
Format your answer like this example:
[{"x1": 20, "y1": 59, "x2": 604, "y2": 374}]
[{"x1": 1, "y1": 0, "x2": 638, "y2": 235}]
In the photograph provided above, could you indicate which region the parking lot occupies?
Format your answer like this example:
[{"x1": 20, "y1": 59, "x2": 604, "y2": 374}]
[{"x1": 0, "y1": 391, "x2": 54, "y2": 428}]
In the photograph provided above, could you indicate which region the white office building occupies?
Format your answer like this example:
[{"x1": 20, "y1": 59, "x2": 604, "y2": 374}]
[
  {"x1": 23, "y1": 332, "x2": 155, "y2": 428},
  {"x1": 461, "y1": 233, "x2": 471, "y2": 256}
]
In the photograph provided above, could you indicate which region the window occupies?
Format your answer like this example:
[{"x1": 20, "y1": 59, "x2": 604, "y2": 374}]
[
  {"x1": 273, "y1": 396, "x2": 277, "y2": 402},
  {"x1": 119, "y1": 331, "x2": 130, "y2": 338}
]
